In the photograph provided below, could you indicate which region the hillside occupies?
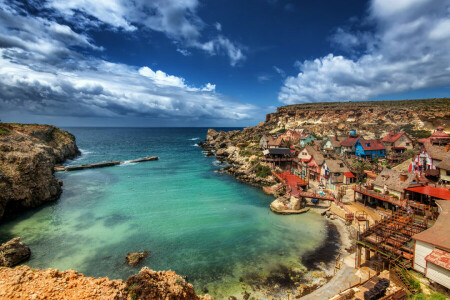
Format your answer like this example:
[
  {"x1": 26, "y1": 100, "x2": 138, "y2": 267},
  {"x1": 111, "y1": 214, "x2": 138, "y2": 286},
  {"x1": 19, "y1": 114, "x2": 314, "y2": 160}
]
[
  {"x1": 0, "y1": 123, "x2": 80, "y2": 221},
  {"x1": 264, "y1": 98, "x2": 450, "y2": 138}
]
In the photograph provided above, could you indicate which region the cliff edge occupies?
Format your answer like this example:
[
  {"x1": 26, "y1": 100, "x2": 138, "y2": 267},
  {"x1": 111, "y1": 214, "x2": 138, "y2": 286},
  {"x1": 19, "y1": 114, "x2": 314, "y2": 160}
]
[{"x1": 0, "y1": 123, "x2": 80, "y2": 221}]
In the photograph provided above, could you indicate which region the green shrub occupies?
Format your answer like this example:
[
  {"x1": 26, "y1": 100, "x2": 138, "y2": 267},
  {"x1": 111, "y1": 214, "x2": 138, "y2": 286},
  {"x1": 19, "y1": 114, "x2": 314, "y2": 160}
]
[
  {"x1": 255, "y1": 164, "x2": 272, "y2": 178},
  {"x1": 0, "y1": 127, "x2": 10, "y2": 135}
]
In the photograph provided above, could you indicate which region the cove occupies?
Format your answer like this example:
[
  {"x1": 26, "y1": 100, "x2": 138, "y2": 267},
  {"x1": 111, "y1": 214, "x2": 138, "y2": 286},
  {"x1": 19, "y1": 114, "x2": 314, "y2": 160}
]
[{"x1": 0, "y1": 128, "x2": 330, "y2": 298}]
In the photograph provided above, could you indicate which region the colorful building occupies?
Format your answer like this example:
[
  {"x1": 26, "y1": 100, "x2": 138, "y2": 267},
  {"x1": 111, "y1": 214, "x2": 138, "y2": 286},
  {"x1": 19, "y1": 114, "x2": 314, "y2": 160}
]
[
  {"x1": 299, "y1": 134, "x2": 316, "y2": 147},
  {"x1": 418, "y1": 126, "x2": 450, "y2": 146},
  {"x1": 409, "y1": 143, "x2": 447, "y2": 178},
  {"x1": 355, "y1": 139, "x2": 386, "y2": 159}
]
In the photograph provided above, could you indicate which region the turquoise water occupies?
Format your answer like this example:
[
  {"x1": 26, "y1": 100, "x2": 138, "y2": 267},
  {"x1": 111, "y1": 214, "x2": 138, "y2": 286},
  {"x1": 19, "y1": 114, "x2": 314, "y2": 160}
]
[{"x1": 0, "y1": 128, "x2": 329, "y2": 298}]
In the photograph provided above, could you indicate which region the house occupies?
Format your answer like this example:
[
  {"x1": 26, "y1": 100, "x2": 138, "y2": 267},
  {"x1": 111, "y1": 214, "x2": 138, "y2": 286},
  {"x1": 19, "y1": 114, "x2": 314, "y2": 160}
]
[
  {"x1": 297, "y1": 146, "x2": 324, "y2": 182},
  {"x1": 412, "y1": 200, "x2": 450, "y2": 289},
  {"x1": 321, "y1": 159, "x2": 352, "y2": 189},
  {"x1": 372, "y1": 168, "x2": 420, "y2": 200},
  {"x1": 267, "y1": 137, "x2": 289, "y2": 149},
  {"x1": 340, "y1": 130, "x2": 360, "y2": 156},
  {"x1": 282, "y1": 129, "x2": 303, "y2": 142},
  {"x1": 418, "y1": 126, "x2": 450, "y2": 146},
  {"x1": 381, "y1": 132, "x2": 414, "y2": 153},
  {"x1": 299, "y1": 134, "x2": 316, "y2": 147},
  {"x1": 409, "y1": 143, "x2": 447, "y2": 177},
  {"x1": 355, "y1": 139, "x2": 386, "y2": 159},
  {"x1": 261, "y1": 148, "x2": 292, "y2": 169},
  {"x1": 436, "y1": 151, "x2": 450, "y2": 183},
  {"x1": 323, "y1": 136, "x2": 345, "y2": 153}
]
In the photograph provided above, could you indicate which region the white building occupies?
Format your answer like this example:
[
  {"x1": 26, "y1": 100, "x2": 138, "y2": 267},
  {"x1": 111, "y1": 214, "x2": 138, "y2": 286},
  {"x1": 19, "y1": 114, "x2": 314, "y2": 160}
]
[{"x1": 412, "y1": 200, "x2": 450, "y2": 289}]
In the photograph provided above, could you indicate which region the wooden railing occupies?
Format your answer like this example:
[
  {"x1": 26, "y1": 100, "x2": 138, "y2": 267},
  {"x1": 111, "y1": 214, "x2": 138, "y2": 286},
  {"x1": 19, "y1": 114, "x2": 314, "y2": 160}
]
[{"x1": 353, "y1": 186, "x2": 408, "y2": 208}]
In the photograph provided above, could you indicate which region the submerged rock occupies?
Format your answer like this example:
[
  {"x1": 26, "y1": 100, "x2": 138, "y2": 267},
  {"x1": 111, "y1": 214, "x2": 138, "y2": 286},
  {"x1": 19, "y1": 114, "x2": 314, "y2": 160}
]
[
  {"x1": 0, "y1": 237, "x2": 31, "y2": 267},
  {"x1": 126, "y1": 251, "x2": 150, "y2": 267}
]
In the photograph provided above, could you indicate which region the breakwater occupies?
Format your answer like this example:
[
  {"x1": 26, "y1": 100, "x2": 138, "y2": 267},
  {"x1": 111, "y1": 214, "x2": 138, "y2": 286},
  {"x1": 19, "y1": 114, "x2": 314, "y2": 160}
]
[{"x1": 54, "y1": 156, "x2": 158, "y2": 172}]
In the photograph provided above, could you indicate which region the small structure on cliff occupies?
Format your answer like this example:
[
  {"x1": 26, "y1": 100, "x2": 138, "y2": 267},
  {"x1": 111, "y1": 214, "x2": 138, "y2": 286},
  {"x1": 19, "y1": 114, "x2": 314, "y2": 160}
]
[{"x1": 418, "y1": 126, "x2": 450, "y2": 146}]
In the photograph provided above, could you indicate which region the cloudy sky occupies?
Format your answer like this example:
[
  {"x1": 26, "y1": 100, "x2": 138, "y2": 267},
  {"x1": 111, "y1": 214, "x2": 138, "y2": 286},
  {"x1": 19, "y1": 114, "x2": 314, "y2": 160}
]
[{"x1": 0, "y1": 0, "x2": 449, "y2": 126}]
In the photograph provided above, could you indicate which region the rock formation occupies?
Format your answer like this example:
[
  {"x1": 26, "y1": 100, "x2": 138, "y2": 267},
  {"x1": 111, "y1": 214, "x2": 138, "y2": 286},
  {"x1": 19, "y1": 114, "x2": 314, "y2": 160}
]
[
  {"x1": 0, "y1": 265, "x2": 210, "y2": 299},
  {"x1": 126, "y1": 267, "x2": 211, "y2": 300},
  {"x1": 126, "y1": 251, "x2": 150, "y2": 267},
  {"x1": 0, "y1": 123, "x2": 80, "y2": 221},
  {"x1": 0, "y1": 237, "x2": 31, "y2": 267}
]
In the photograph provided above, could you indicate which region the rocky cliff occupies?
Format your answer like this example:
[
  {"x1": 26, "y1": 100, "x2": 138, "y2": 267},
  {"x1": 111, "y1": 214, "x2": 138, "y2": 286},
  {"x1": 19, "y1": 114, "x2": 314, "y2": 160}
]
[
  {"x1": 0, "y1": 123, "x2": 80, "y2": 221},
  {"x1": 265, "y1": 98, "x2": 450, "y2": 137}
]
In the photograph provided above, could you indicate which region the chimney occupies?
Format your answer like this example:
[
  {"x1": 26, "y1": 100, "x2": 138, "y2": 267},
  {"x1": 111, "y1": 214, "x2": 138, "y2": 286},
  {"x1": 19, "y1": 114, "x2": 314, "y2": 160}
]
[{"x1": 400, "y1": 174, "x2": 407, "y2": 182}]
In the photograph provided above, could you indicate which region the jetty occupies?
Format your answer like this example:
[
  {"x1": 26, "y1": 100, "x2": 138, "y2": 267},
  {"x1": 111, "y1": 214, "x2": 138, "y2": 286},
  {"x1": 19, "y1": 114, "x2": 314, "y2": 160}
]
[{"x1": 54, "y1": 156, "x2": 158, "y2": 172}]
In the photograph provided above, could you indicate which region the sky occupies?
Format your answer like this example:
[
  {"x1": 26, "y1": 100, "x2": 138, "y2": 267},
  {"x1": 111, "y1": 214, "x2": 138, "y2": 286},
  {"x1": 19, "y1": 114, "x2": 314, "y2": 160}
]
[{"x1": 0, "y1": 0, "x2": 449, "y2": 127}]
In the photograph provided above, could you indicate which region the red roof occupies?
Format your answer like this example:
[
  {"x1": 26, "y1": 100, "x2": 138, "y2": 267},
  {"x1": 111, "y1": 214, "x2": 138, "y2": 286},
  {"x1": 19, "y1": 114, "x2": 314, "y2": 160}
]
[
  {"x1": 425, "y1": 248, "x2": 450, "y2": 271},
  {"x1": 382, "y1": 132, "x2": 407, "y2": 143},
  {"x1": 344, "y1": 172, "x2": 355, "y2": 178},
  {"x1": 359, "y1": 139, "x2": 386, "y2": 151},
  {"x1": 405, "y1": 186, "x2": 450, "y2": 200},
  {"x1": 340, "y1": 136, "x2": 360, "y2": 147},
  {"x1": 431, "y1": 128, "x2": 449, "y2": 138}
]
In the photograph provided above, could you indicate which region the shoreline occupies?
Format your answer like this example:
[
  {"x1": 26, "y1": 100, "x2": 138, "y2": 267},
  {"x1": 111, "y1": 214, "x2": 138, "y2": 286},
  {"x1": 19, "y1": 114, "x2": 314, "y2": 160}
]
[{"x1": 199, "y1": 137, "x2": 357, "y2": 299}]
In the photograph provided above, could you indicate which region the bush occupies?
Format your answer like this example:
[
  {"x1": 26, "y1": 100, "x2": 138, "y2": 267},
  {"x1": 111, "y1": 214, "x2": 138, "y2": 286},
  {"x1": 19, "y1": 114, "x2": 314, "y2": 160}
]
[{"x1": 255, "y1": 164, "x2": 272, "y2": 178}]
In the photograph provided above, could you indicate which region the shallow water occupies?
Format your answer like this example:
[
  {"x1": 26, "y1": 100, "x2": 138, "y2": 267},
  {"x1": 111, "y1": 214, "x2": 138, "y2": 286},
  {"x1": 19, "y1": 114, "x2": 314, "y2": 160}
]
[{"x1": 0, "y1": 128, "x2": 331, "y2": 298}]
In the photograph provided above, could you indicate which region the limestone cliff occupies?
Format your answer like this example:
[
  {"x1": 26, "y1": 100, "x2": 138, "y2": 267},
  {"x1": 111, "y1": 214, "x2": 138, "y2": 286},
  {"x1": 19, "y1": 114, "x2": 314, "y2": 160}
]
[
  {"x1": 0, "y1": 123, "x2": 80, "y2": 221},
  {"x1": 265, "y1": 98, "x2": 450, "y2": 137}
]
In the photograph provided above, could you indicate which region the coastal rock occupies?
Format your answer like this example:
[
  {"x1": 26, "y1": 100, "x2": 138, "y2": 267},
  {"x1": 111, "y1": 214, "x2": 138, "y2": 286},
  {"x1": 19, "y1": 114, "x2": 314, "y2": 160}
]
[
  {"x1": 0, "y1": 123, "x2": 80, "y2": 220},
  {"x1": 125, "y1": 267, "x2": 211, "y2": 300},
  {"x1": 0, "y1": 265, "x2": 210, "y2": 299},
  {"x1": 0, "y1": 237, "x2": 31, "y2": 267},
  {"x1": 126, "y1": 251, "x2": 149, "y2": 267}
]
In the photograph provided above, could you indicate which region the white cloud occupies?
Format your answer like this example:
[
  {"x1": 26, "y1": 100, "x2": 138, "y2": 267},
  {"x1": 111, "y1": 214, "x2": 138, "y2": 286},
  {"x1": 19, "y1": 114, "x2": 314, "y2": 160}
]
[
  {"x1": 0, "y1": 4, "x2": 259, "y2": 123},
  {"x1": 273, "y1": 66, "x2": 285, "y2": 77},
  {"x1": 278, "y1": 0, "x2": 450, "y2": 104},
  {"x1": 44, "y1": 0, "x2": 245, "y2": 66},
  {"x1": 176, "y1": 48, "x2": 191, "y2": 56}
]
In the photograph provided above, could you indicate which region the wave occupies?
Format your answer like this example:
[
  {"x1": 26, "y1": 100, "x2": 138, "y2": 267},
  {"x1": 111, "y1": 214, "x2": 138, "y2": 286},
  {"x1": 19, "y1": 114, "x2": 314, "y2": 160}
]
[
  {"x1": 212, "y1": 160, "x2": 228, "y2": 167},
  {"x1": 188, "y1": 137, "x2": 200, "y2": 140},
  {"x1": 78, "y1": 148, "x2": 94, "y2": 155},
  {"x1": 120, "y1": 161, "x2": 138, "y2": 166},
  {"x1": 192, "y1": 144, "x2": 200, "y2": 147}
]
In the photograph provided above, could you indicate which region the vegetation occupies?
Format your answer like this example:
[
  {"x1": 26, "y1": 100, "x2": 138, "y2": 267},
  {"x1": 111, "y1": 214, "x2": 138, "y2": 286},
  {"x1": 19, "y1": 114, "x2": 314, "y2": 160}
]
[
  {"x1": 239, "y1": 150, "x2": 254, "y2": 157},
  {"x1": 400, "y1": 124, "x2": 432, "y2": 139},
  {"x1": 351, "y1": 160, "x2": 372, "y2": 183},
  {"x1": 0, "y1": 126, "x2": 10, "y2": 135},
  {"x1": 255, "y1": 164, "x2": 272, "y2": 178},
  {"x1": 281, "y1": 98, "x2": 450, "y2": 112},
  {"x1": 410, "y1": 293, "x2": 447, "y2": 300}
]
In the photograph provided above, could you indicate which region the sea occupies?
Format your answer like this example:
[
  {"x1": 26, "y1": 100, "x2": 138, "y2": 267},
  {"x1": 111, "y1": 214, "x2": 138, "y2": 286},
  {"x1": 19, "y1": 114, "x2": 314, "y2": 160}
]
[{"x1": 0, "y1": 127, "x2": 332, "y2": 298}]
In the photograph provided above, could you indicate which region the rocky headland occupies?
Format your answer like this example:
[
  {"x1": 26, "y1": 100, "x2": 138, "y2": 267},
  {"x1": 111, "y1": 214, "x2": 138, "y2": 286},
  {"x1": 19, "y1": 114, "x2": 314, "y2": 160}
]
[{"x1": 0, "y1": 123, "x2": 80, "y2": 221}]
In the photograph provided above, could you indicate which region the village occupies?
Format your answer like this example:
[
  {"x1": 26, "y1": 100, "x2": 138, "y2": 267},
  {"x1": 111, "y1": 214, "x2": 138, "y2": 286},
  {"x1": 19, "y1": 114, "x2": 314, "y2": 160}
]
[{"x1": 256, "y1": 126, "x2": 450, "y2": 299}]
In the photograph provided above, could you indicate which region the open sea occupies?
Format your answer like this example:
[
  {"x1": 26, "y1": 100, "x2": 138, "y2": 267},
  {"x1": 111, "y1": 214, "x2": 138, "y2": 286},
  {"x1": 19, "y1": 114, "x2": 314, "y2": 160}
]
[{"x1": 0, "y1": 127, "x2": 331, "y2": 298}]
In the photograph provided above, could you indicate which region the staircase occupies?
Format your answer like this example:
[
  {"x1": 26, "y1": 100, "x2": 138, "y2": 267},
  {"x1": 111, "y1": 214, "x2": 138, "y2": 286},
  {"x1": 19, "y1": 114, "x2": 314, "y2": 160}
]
[{"x1": 390, "y1": 263, "x2": 419, "y2": 295}]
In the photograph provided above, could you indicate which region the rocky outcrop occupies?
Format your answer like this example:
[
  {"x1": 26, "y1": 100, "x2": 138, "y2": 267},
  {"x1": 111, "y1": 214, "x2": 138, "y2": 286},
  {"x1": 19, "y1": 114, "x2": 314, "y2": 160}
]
[
  {"x1": 0, "y1": 123, "x2": 80, "y2": 221},
  {"x1": 0, "y1": 237, "x2": 31, "y2": 267},
  {"x1": 0, "y1": 265, "x2": 210, "y2": 300},
  {"x1": 200, "y1": 129, "x2": 277, "y2": 188},
  {"x1": 126, "y1": 251, "x2": 150, "y2": 267},
  {"x1": 126, "y1": 267, "x2": 211, "y2": 300}
]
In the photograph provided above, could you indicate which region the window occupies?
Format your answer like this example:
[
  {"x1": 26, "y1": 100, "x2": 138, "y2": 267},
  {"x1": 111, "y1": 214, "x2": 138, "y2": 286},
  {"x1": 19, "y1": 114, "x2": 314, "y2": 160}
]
[
  {"x1": 447, "y1": 170, "x2": 450, "y2": 176},
  {"x1": 406, "y1": 143, "x2": 410, "y2": 146},
  {"x1": 335, "y1": 172, "x2": 340, "y2": 176}
]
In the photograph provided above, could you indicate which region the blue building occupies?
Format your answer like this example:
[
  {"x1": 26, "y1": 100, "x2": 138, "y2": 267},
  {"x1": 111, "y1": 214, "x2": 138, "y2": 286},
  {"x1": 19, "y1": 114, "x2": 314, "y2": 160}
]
[{"x1": 355, "y1": 139, "x2": 386, "y2": 159}]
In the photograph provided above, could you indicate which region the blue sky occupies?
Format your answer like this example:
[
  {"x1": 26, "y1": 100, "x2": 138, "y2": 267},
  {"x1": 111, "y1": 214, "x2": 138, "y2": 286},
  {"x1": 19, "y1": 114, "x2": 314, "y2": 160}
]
[{"x1": 0, "y1": 0, "x2": 449, "y2": 127}]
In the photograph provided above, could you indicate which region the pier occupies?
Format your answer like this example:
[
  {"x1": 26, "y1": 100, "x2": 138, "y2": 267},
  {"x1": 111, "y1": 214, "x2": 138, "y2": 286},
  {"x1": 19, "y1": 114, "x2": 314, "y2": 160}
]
[{"x1": 54, "y1": 156, "x2": 159, "y2": 172}]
